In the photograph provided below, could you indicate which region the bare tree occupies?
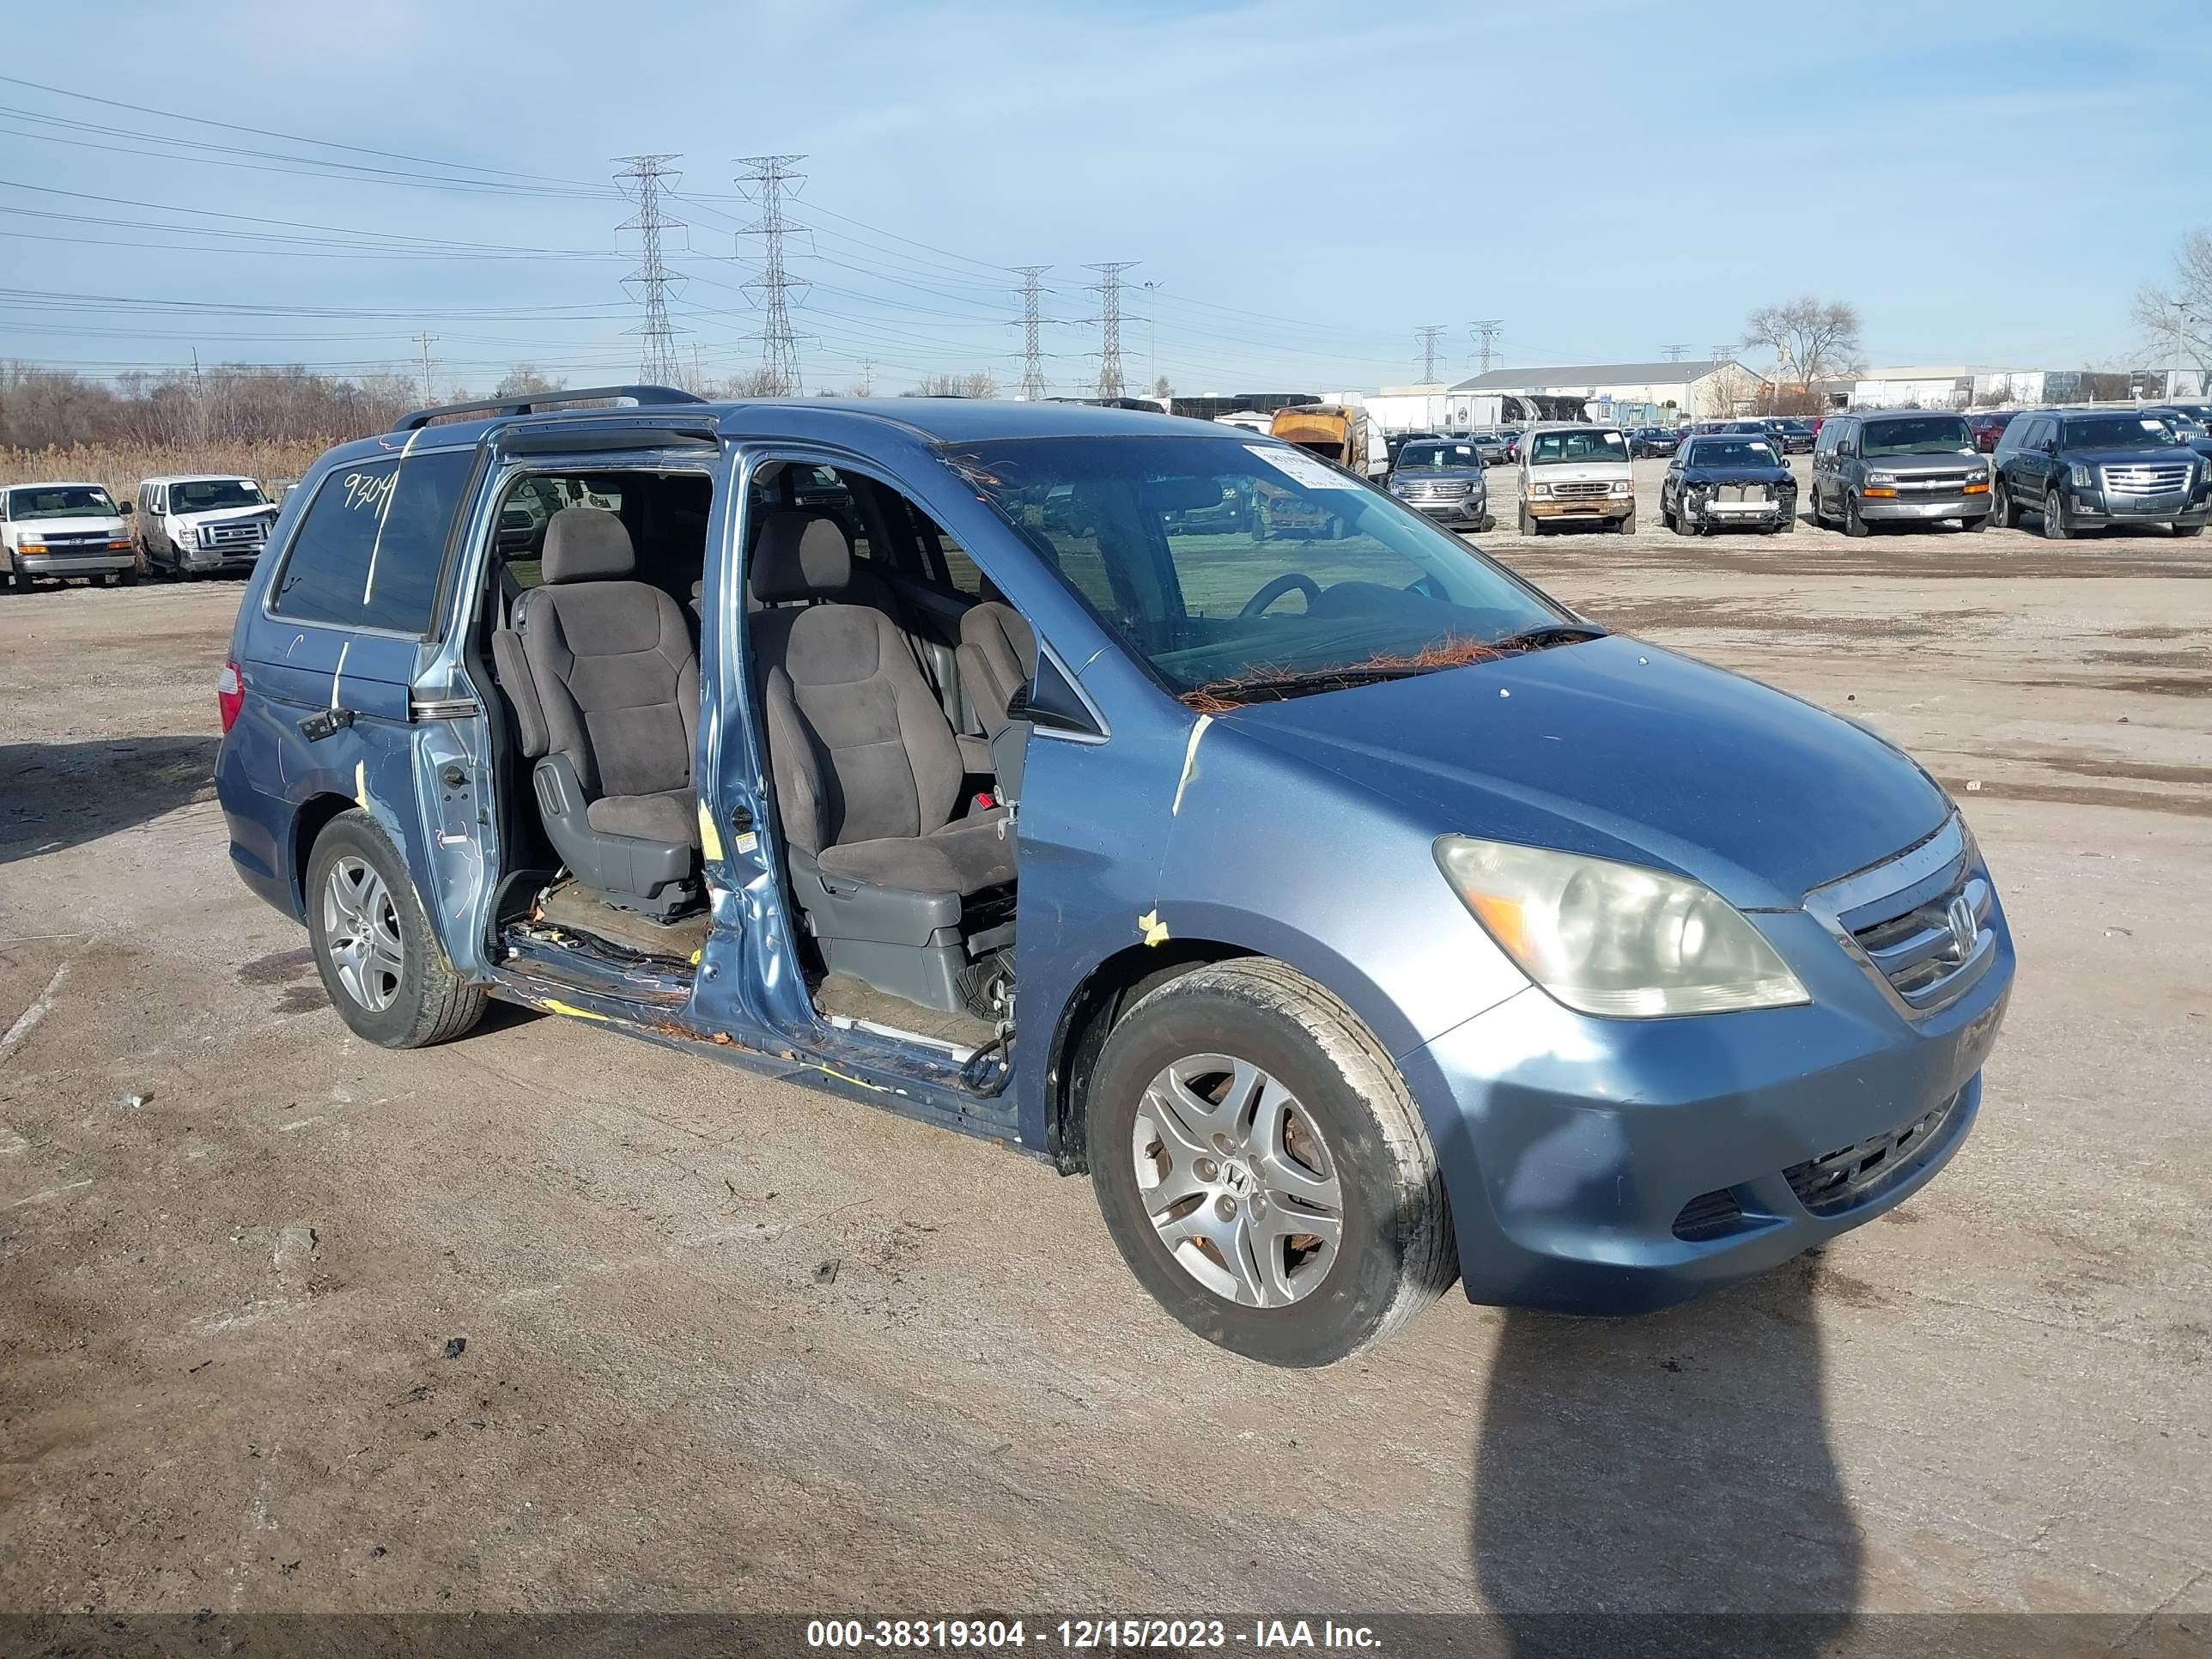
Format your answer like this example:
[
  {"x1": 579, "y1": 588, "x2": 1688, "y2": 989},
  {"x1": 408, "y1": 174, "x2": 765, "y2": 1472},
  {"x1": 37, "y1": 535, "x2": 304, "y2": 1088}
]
[
  {"x1": 1741, "y1": 299, "x2": 1864, "y2": 392},
  {"x1": 493, "y1": 364, "x2": 564, "y2": 399},
  {"x1": 1153, "y1": 374, "x2": 1173, "y2": 399},
  {"x1": 908, "y1": 370, "x2": 1000, "y2": 398},
  {"x1": 2132, "y1": 230, "x2": 2212, "y2": 381}
]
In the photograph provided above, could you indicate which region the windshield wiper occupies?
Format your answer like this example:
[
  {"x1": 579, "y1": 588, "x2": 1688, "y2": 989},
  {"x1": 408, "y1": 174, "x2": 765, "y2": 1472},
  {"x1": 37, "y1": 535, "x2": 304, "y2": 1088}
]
[
  {"x1": 1492, "y1": 623, "x2": 1607, "y2": 651},
  {"x1": 1191, "y1": 665, "x2": 1432, "y2": 703}
]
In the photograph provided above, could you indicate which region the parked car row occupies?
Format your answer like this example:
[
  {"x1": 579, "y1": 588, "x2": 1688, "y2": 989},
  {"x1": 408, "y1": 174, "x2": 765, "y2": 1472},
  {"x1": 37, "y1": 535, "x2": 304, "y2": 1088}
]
[{"x1": 0, "y1": 472, "x2": 282, "y2": 592}]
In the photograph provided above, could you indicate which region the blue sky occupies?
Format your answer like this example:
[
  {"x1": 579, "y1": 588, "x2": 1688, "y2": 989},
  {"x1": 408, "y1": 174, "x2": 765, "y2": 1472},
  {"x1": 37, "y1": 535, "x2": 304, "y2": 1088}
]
[{"x1": 3, "y1": 0, "x2": 2208, "y2": 397}]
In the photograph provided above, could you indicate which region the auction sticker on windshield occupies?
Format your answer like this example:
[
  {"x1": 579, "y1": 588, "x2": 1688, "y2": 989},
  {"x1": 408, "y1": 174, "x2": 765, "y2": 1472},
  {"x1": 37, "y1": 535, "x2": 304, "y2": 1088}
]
[{"x1": 1246, "y1": 445, "x2": 1360, "y2": 489}]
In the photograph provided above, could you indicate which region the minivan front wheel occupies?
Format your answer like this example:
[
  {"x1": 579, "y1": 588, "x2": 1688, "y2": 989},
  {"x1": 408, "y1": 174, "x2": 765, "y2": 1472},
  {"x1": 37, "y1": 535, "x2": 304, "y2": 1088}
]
[
  {"x1": 1088, "y1": 959, "x2": 1457, "y2": 1365},
  {"x1": 306, "y1": 810, "x2": 486, "y2": 1048}
]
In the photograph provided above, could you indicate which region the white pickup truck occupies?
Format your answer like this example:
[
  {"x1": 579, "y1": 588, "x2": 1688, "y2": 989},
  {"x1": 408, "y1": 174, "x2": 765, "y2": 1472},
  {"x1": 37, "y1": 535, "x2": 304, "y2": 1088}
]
[{"x1": 0, "y1": 480, "x2": 136, "y2": 590}]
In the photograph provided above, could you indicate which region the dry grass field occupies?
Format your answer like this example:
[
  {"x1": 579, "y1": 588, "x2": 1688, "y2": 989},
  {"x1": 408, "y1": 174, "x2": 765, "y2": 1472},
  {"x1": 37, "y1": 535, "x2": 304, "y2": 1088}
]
[{"x1": 0, "y1": 441, "x2": 330, "y2": 501}]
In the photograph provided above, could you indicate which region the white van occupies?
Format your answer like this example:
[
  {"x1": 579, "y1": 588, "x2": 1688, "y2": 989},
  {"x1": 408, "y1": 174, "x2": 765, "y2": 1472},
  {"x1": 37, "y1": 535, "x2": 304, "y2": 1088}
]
[
  {"x1": 1516, "y1": 424, "x2": 1637, "y2": 535},
  {"x1": 0, "y1": 480, "x2": 135, "y2": 590},
  {"x1": 137, "y1": 474, "x2": 280, "y2": 576}
]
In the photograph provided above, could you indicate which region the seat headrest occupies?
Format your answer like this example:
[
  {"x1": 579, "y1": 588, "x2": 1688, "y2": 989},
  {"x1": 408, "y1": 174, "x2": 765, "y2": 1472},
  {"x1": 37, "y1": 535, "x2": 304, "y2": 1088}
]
[
  {"x1": 542, "y1": 507, "x2": 635, "y2": 582},
  {"x1": 750, "y1": 510, "x2": 852, "y2": 603}
]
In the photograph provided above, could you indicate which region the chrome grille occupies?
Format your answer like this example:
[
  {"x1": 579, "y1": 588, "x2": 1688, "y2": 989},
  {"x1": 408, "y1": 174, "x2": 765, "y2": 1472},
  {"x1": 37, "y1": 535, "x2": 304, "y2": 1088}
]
[
  {"x1": 1895, "y1": 471, "x2": 1982, "y2": 492},
  {"x1": 1806, "y1": 815, "x2": 1996, "y2": 1018},
  {"x1": 2101, "y1": 462, "x2": 2191, "y2": 495},
  {"x1": 41, "y1": 531, "x2": 112, "y2": 547},
  {"x1": 1551, "y1": 480, "x2": 1611, "y2": 499},
  {"x1": 1402, "y1": 479, "x2": 1472, "y2": 499},
  {"x1": 204, "y1": 518, "x2": 270, "y2": 549}
]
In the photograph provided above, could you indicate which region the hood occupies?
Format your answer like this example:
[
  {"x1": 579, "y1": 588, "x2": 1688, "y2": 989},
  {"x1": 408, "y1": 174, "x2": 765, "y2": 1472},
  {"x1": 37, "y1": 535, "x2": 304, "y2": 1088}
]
[
  {"x1": 1864, "y1": 452, "x2": 1981, "y2": 474},
  {"x1": 2065, "y1": 445, "x2": 2198, "y2": 468},
  {"x1": 13, "y1": 514, "x2": 125, "y2": 536},
  {"x1": 1394, "y1": 467, "x2": 1486, "y2": 483},
  {"x1": 1231, "y1": 635, "x2": 1948, "y2": 908},
  {"x1": 173, "y1": 502, "x2": 278, "y2": 526},
  {"x1": 1679, "y1": 464, "x2": 1793, "y2": 483}
]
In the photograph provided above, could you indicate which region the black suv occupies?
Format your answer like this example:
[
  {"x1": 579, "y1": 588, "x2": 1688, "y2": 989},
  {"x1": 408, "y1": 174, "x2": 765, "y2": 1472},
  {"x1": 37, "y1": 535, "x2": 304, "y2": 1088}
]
[{"x1": 1991, "y1": 409, "x2": 2210, "y2": 539}]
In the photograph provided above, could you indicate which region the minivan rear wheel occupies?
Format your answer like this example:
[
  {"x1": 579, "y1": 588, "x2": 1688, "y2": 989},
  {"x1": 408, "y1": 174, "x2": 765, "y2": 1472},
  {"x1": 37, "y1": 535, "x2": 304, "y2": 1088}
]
[
  {"x1": 1087, "y1": 959, "x2": 1457, "y2": 1365},
  {"x1": 306, "y1": 810, "x2": 486, "y2": 1048}
]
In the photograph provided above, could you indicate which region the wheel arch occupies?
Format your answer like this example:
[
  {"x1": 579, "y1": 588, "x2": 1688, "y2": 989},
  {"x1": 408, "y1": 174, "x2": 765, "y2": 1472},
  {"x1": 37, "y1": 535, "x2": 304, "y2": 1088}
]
[
  {"x1": 289, "y1": 791, "x2": 361, "y2": 916},
  {"x1": 1046, "y1": 938, "x2": 1254, "y2": 1174}
]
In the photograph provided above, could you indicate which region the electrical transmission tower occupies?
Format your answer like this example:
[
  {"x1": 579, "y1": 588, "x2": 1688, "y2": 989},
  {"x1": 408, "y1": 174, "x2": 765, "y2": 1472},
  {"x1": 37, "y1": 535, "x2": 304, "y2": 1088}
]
[
  {"x1": 1663, "y1": 343, "x2": 1690, "y2": 362},
  {"x1": 413, "y1": 332, "x2": 438, "y2": 403},
  {"x1": 735, "y1": 153, "x2": 808, "y2": 394},
  {"x1": 1470, "y1": 319, "x2": 1503, "y2": 375},
  {"x1": 1014, "y1": 265, "x2": 1051, "y2": 401},
  {"x1": 1086, "y1": 262, "x2": 1137, "y2": 399},
  {"x1": 614, "y1": 155, "x2": 685, "y2": 385},
  {"x1": 1416, "y1": 325, "x2": 1447, "y2": 382}
]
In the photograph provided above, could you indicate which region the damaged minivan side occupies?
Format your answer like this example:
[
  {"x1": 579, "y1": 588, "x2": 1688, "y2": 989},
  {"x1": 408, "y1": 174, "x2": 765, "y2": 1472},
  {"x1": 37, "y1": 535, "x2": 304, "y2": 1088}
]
[{"x1": 216, "y1": 387, "x2": 2014, "y2": 1366}]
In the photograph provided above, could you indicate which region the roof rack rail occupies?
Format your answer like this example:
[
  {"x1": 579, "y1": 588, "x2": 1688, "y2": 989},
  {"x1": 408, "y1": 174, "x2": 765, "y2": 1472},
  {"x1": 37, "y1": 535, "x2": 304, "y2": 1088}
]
[{"x1": 392, "y1": 384, "x2": 705, "y2": 434}]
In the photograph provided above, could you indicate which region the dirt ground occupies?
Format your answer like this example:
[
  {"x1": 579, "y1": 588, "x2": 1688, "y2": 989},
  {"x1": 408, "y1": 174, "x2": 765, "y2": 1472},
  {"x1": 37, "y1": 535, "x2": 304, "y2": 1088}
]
[{"x1": 2, "y1": 492, "x2": 2208, "y2": 1638}]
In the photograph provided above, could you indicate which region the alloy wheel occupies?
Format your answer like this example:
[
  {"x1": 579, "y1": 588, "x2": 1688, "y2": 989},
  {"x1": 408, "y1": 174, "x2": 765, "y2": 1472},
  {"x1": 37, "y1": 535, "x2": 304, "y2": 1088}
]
[
  {"x1": 322, "y1": 854, "x2": 404, "y2": 1012},
  {"x1": 1131, "y1": 1054, "x2": 1344, "y2": 1309}
]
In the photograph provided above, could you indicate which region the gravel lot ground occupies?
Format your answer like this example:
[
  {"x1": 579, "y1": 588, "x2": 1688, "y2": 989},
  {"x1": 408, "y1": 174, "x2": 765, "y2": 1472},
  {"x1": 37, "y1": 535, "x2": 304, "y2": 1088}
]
[{"x1": 2, "y1": 479, "x2": 2207, "y2": 1637}]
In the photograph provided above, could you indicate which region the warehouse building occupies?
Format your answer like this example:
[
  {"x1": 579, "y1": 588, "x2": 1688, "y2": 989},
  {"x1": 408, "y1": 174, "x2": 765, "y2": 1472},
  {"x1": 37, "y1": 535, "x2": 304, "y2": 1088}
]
[{"x1": 1443, "y1": 360, "x2": 1768, "y2": 427}]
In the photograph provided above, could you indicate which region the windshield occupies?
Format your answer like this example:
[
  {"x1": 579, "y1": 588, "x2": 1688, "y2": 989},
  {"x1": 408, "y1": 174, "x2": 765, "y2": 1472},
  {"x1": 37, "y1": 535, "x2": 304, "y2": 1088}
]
[
  {"x1": 6, "y1": 485, "x2": 117, "y2": 520},
  {"x1": 1396, "y1": 443, "x2": 1481, "y2": 470},
  {"x1": 169, "y1": 478, "x2": 267, "y2": 513},
  {"x1": 1527, "y1": 429, "x2": 1627, "y2": 465},
  {"x1": 1686, "y1": 439, "x2": 1779, "y2": 467},
  {"x1": 2064, "y1": 416, "x2": 2179, "y2": 450},
  {"x1": 1862, "y1": 416, "x2": 1974, "y2": 457},
  {"x1": 954, "y1": 435, "x2": 1571, "y2": 703}
]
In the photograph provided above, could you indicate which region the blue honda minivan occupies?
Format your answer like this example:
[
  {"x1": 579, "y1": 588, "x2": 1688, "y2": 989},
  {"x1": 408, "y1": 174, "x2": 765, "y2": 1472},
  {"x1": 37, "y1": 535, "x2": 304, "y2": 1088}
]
[{"x1": 216, "y1": 387, "x2": 2013, "y2": 1364}]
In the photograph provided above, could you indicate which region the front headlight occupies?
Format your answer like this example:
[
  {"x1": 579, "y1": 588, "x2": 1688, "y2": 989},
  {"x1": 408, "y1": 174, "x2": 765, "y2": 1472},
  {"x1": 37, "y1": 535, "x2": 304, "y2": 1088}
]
[
  {"x1": 1528, "y1": 482, "x2": 1551, "y2": 497},
  {"x1": 1434, "y1": 836, "x2": 1808, "y2": 1018},
  {"x1": 1609, "y1": 479, "x2": 1632, "y2": 495},
  {"x1": 2069, "y1": 464, "x2": 2092, "y2": 489},
  {"x1": 1865, "y1": 471, "x2": 1897, "y2": 485}
]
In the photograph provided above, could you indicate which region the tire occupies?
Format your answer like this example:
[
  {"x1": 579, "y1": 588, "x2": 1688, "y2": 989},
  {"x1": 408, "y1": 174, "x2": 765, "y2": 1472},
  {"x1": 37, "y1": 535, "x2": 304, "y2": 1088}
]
[
  {"x1": 1660, "y1": 497, "x2": 1676, "y2": 532},
  {"x1": 1991, "y1": 477, "x2": 2020, "y2": 529},
  {"x1": 1775, "y1": 514, "x2": 1796, "y2": 535},
  {"x1": 1616, "y1": 507, "x2": 1637, "y2": 535},
  {"x1": 305, "y1": 809, "x2": 487, "y2": 1048},
  {"x1": 1962, "y1": 512, "x2": 1986, "y2": 533},
  {"x1": 1517, "y1": 503, "x2": 1533, "y2": 534},
  {"x1": 2042, "y1": 488, "x2": 2069, "y2": 540},
  {"x1": 1087, "y1": 958, "x2": 1457, "y2": 1366},
  {"x1": 1808, "y1": 480, "x2": 1826, "y2": 525},
  {"x1": 1843, "y1": 491, "x2": 1871, "y2": 538}
]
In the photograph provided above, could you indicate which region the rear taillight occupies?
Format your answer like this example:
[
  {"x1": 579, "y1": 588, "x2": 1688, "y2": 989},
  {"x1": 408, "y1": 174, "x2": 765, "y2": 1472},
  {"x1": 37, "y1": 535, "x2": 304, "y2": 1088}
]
[{"x1": 217, "y1": 659, "x2": 246, "y2": 733}]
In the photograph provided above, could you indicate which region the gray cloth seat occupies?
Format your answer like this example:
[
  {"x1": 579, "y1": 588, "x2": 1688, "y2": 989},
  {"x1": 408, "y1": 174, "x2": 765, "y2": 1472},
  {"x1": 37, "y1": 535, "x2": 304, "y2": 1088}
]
[
  {"x1": 491, "y1": 507, "x2": 702, "y2": 915},
  {"x1": 750, "y1": 510, "x2": 1015, "y2": 1013},
  {"x1": 957, "y1": 599, "x2": 1037, "y2": 739}
]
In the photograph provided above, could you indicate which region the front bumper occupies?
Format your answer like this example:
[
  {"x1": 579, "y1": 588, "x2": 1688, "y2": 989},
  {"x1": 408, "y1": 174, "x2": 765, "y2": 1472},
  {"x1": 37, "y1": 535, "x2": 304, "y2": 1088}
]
[
  {"x1": 179, "y1": 544, "x2": 264, "y2": 572},
  {"x1": 1527, "y1": 496, "x2": 1633, "y2": 522},
  {"x1": 1858, "y1": 492, "x2": 1991, "y2": 522},
  {"x1": 2065, "y1": 487, "x2": 2212, "y2": 526},
  {"x1": 1683, "y1": 492, "x2": 1794, "y2": 530},
  {"x1": 1400, "y1": 893, "x2": 2014, "y2": 1314},
  {"x1": 1403, "y1": 495, "x2": 1488, "y2": 525},
  {"x1": 13, "y1": 549, "x2": 135, "y2": 576}
]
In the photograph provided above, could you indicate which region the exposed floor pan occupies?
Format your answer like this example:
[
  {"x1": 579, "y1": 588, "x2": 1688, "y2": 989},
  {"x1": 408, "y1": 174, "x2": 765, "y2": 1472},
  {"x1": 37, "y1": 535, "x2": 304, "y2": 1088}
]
[
  {"x1": 533, "y1": 878, "x2": 710, "y2": 962},
  {"x1": 814, "y1": 972, "x2": 999, "y2": 1052}
]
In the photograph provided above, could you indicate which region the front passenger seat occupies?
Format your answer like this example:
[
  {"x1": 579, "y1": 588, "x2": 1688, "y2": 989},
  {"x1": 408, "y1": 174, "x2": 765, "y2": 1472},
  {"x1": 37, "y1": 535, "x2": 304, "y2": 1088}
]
[
  {"x1": 750, "y1": 511, "x2": 1015, "y2": 1014},
  {"x1": 492, "y1": 507, "x2": 702, "y2": 919}
]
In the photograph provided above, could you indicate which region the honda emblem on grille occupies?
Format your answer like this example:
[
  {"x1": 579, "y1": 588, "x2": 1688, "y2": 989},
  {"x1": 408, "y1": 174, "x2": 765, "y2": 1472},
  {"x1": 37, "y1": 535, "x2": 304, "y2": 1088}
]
[{"x1": 1944, "y1": 893, "x2": 1979, "y2": 960}]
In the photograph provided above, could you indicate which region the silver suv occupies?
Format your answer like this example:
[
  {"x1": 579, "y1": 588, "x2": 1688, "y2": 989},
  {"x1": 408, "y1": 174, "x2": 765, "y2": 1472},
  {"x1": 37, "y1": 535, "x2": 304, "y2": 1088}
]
[{"x1": 1808, "y1": 412, "x2": 1992, "y2": 536}]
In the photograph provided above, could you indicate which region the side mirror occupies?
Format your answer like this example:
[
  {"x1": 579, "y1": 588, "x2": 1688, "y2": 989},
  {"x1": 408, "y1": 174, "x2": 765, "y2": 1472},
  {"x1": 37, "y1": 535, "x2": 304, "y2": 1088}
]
[{"x1": 119, "y1": 501, "x2": 134, "y2": 515}]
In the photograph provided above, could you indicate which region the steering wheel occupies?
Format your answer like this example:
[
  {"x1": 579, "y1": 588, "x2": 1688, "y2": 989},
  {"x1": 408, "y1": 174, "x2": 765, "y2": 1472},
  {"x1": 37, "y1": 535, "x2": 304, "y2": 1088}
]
[{"x1": 1239, "y1": 573, "x2": 1322, "y2": 618}]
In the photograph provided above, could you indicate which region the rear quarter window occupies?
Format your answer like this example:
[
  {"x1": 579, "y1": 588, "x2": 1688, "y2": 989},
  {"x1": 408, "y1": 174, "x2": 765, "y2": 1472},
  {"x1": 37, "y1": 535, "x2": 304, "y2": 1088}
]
[{"x1": 270, "y1": 448, "x2": 476, "y2": 634}]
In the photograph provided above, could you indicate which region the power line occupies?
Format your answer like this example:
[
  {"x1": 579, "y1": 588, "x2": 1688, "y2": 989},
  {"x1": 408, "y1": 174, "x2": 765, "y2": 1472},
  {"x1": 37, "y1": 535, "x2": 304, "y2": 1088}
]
[
  {"x1": 1663, "y1": 343, "x2": 1690, "y2": 362},
  {"x1": 1014, "y1": 265, "x2": 1051, "y2": 401},
  {"x1": 736, "y1": 154, "x2": 808, "y2": 395},
  {"x1": 1416, "y1": 325, "x2": 1447, "y2": 381},
  {"x1": 1470, "y1": 319, "x2": 1503, "y2": 376},
  {"x1": 1086, "y1": 261, "x2": 1136, "y2": 399},
  {"x1": 414, "y1": 331, "x2": 437, "y2": 402},
  {"x1": 615, "y1": 155, "x2": 686, "y2": 385}
]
